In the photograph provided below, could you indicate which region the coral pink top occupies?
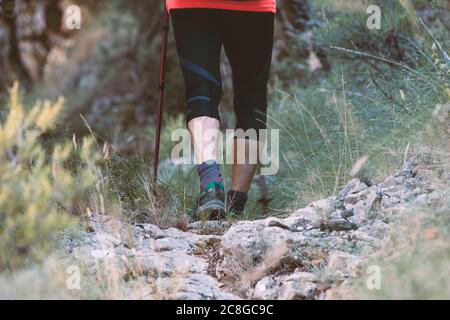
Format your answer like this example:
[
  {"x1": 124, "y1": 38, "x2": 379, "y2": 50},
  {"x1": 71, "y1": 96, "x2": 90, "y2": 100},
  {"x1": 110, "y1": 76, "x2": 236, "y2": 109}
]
[{"x1": 166, "y1": 0, "x2": 276, "y2": 13}]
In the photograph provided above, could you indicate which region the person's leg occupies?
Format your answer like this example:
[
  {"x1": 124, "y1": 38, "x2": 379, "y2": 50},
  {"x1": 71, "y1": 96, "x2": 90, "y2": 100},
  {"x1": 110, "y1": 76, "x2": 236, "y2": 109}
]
[
  {"x1": 188, "y1": 117, "x2": 219, "y2": 165},
  {"x1": 171, "y1": 9, "x2": 225, "y2": 218},
  {"x1": 223, "y1": 11, "x2": 275, "y2": 214},
  {"x1": 188, "y1": 116, "x2": 222, "y2": 191}
]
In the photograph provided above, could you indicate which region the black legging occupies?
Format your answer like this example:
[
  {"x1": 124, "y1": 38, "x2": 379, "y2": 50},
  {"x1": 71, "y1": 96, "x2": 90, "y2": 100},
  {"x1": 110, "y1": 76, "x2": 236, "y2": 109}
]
[{"x1": 171, "y1": 9, "x2": 274, "y2": 132}]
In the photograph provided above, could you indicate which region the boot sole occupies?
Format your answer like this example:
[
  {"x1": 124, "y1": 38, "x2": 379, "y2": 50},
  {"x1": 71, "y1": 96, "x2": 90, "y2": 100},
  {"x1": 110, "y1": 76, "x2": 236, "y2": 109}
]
[{"x1": 197, "y1": 200, "x2": 226, "y2": 221}]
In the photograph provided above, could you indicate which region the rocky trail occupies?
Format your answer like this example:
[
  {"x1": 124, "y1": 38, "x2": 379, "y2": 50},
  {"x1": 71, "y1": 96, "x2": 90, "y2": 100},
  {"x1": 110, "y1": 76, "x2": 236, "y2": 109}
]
[{"x1": 60, "y1": 155, "x2": 448, "y2": 299}]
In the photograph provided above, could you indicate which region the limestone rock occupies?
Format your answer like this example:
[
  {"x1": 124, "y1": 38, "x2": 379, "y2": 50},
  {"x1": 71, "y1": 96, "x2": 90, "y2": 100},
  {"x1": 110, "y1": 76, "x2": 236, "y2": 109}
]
[
  {"x1": 278, "y1": 272, "x2": 318, "y2": 300},
  {"x1": 324, "y1": 251, "x2": 362, "y2": 283},
  {"x1": 252, "y1": 276, "x2": 279, "y2": 300},
  {"x1": 57, "y1": 154, "x2": 444, "y2": 300}
]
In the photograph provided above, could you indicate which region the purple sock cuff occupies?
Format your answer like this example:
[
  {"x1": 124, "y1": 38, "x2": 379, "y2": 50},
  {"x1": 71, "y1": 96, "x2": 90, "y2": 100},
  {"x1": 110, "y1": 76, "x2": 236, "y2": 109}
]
[{"x1": 197, "y1": 160, "x2": 223, "y2": 190}]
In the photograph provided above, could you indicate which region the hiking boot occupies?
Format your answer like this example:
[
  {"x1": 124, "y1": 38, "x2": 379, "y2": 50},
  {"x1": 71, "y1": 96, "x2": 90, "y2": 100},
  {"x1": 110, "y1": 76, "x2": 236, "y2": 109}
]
[{"x1": 193, "y1": 182, "x2": 226, "y2": 221}]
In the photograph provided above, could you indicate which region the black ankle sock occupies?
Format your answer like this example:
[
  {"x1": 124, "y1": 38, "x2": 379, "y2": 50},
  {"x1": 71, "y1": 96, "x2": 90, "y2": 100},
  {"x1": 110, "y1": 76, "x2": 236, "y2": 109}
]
[{"x1": 226, "y1": 190, "x2": 248, "y2": 213}]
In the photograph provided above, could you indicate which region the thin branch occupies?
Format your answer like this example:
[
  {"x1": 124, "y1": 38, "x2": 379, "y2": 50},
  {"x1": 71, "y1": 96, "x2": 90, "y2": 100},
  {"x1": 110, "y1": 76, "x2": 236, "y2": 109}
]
[
  {"x1": 418, "y1": 17, "x2": 450, "y2": 65},
  {"x1": 329, "y1": 45, "x2": 420, "y2": 75},
  {"x1": 369, "y1": 70, "x2": 412, "y2": 116}
]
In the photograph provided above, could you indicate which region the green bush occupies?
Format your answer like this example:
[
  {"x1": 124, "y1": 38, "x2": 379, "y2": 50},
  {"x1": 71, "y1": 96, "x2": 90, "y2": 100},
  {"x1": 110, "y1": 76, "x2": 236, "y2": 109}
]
[{"x1": 0, "y1": 83, "x2": 101, "y2": 271}]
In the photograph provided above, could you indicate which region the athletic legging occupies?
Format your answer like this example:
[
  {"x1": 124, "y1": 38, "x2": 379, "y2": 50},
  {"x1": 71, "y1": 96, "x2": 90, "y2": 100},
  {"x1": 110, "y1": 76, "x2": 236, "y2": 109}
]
[{"x1": 170, "y1": 9, "x2": 274, "y2": 132}]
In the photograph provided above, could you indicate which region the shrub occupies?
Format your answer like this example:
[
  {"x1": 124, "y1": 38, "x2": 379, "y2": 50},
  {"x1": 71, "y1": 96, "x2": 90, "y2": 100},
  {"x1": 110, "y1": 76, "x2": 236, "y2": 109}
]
[{"x1": 0, "y1": 83, "x2": 101, "y2": 271}]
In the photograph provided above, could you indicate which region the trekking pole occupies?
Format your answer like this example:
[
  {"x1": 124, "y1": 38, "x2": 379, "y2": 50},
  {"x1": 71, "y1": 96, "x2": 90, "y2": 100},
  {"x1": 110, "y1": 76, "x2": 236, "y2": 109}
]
[{"x1": 153, "y1": 4, "x2": 170, "y2": 188}]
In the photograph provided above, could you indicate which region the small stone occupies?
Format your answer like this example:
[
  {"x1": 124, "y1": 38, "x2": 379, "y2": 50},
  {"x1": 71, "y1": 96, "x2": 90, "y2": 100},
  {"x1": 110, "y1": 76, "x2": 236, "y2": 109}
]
[
  {"x1": 288, "y1": 207, "x2": 323, "y2": 230},
  {"x1": 341, "y1": 209, "x2": 354, "y2": 219},
  {"x1": 152, "y1": 237, "x2": 195, "y2": 253},
  {"x1": 141, "y1": 224, "x2": 166, "y2": 239},
  {"x1": 278, "y1": 272, "x2": 318, "y2": 300},
  {"x1": 412, "y1": 193, "x2": 429, "y2": 206},
  {"x1": 351, "y1": 230, "x2": 374, "y2": 243},
  {"x1": 90, "y1": 249, "x2": 115, "y2": 260},
  {"x1": 320, "y1": 219, "x2": 358, "y2": 232},
  {"x1": 92, "y1": 231, "x2": 122, "y2": 247},
  {"x1": 337, "y1": 179, "x2": 368, "y2": 202},
  {"x1": 324, "y1": 251, "x2": 362, "y2": 283},
  {"x1": 188, "y1": 221, "x2": 230, "y2": 232},
  {"x1": 328, "y1": 210, "x2": 344, "y2": 220},
  {"x1": 253, "y1": 276, "x2": 279, "y2": 300},
  {"x1": 379, "y1": 176, "x2": 398, "y2": 188}
]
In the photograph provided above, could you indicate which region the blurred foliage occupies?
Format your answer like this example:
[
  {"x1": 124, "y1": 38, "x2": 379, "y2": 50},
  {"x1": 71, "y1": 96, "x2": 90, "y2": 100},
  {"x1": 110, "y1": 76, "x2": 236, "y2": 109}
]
[
  {"x1": 315, "y1": 0, "x2": 448, "y2": 61},
  {"x1": 263, "y1": 0, "x2": 450, "y2": 211},
  {"x1": 0, "y1": 83, "x2": 101, "y2": 271}
]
